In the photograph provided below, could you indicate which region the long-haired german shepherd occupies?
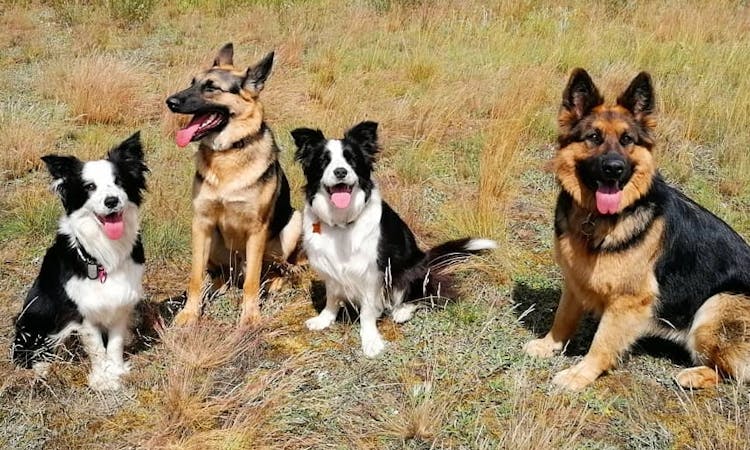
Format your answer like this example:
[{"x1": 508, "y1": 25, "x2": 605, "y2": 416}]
[
  {"x1": 165, "y1": 43, "x2": 302, "y2": 327},
  {"x1": 524, "y1": 68, "x2": 750, "y2": 390}
]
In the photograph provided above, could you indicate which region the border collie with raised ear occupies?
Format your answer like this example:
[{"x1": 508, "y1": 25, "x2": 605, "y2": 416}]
[
  {"x1": 12, "y1": 132, "x2": 148, "y2": 391},
  {"x1": 291, "y1": 121, "x2": 496, "y2": 357}
]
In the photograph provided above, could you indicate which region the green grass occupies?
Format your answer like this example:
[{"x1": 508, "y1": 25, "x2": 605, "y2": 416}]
[{"x1": 1, "y1": 0, "x2": 749, "y2": 448}]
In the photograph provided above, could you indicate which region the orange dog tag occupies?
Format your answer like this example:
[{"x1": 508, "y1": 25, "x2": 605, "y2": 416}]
[{"x1": 312, "y1": 222, "x2": 321, "y2": 234}]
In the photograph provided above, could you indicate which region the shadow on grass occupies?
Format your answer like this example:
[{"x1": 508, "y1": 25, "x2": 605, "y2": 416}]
[{"x1": 511, "y1": 279, "x2": 691, "y2": 364}]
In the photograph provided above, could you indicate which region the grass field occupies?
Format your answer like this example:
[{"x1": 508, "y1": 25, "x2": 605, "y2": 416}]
[{"x1": 1, "y1": 0, "x2": 750, "y2": 448}]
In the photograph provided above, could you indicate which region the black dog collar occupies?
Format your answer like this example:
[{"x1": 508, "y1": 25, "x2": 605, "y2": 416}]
[{"x1": 73, "y1": 240, "x2": 107, "y2": 283}]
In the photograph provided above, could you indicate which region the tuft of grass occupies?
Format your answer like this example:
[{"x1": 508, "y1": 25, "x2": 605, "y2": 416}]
[
  {"x1": 43, "y1": 54, "x2": 151, "y2": 126},
  {"x1": 106, "y1": 0, "x2": 156, "y2": 24},
  {"x1": 0, "y1": 108, "x2": 60, "y2": 180}
]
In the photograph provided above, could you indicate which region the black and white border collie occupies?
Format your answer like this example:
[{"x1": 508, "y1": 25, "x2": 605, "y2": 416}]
[
  {"x1": 12, "y1": 132, "x2": 148, "y2": 391},
  {"x1": 291, "y1": 121, "x2": 496, "y2": 357}
]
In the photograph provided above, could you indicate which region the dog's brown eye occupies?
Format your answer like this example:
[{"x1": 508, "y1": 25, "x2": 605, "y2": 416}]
[
  {"x1": 84, "y1": 182, "x2": 96, "y2": 192},
  {"x1": 585, "y1": 132, "x2": 602, "y2": 145},
  {"x1": 620, "y1": 134, "x2": 634, "y2": 146}
]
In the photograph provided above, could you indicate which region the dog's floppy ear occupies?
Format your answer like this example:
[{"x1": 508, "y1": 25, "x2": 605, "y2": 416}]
[
  {"x1": 291, "y1": 128, "x2": 325, "y2": 167},
  {"x1": 213, "y1": 42, "x2": 234, "y2": 67},
  {"x1": 243, "y1": 51, "x2": 274, "y2": 94},
  {"x1": 559, "y1": 68, "x2": 603, "y2": 131},
  {"x1": 344, "y1": 121, "x2": 379, "y2": 160},
  {"x1": 108, "y1": 131, "x2": 149, "y2": 203},
  {"x1": 41, "y1": 154, "x2": 81, "y2": 193},
  {"x1": 617, "y1": 71, "x2": 655, "y2": 126}
]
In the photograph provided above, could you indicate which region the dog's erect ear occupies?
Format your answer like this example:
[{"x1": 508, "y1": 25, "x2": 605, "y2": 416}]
[
  {"x1": 617, "y1": 72, "x2": 655, "y2": 124},
  {"x1": 559, "y1": 68, "x2": 603, "y2": 129},
  {"x1": 291, "y1": 127, "x2": 325, "y2": 166},
  {"x1": 41, "y1": 154, "x2": 81, "y2": 185},
  {"x1": 108, "y1": 131, "x2": 145, "y2": 166},
  {"x1": 213, "y1": 42, "x2": 234, "y2": 67},
  {"x1": 108, "y1": 131, "x2": 149, "y2": 200},
  {"x1": 344, "y1": 121, "x2": 379, "y2": 159},
  {"x1": 243, "y1": 51, "x2": 274, "y2": 93}
]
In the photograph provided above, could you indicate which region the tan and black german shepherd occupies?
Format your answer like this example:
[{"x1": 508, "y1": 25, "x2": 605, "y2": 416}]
[
  {"x1": 166, "y1": 43, "x2": 301, "y2": 327},
  {"x1": 524, "y1": 68, "x2": 750, "y2": 390}
]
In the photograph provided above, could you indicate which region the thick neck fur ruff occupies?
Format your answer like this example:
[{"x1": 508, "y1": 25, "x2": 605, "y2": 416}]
[
  {"x1": 195, "y1": 128, "x2": 274, "y2": 188},
  {"x1": 303, "y1": 188, "x2": 385, "y2": 303}
]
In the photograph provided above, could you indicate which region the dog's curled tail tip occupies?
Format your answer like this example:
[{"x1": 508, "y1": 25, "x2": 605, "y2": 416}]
[{"x1": 463, "y1": 238, "x2": 498, "y2": 253}]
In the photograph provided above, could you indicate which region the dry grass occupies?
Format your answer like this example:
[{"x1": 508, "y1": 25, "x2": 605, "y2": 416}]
[
  {"x1": 43, "y1": 54, "x2": 152, "y2": 126},
  {"x1": 1, "y1": 0, "x2": 749, "y2": 448},
  {"x1": 0, "y1": 108, "x2": 60, "y2": 180}
]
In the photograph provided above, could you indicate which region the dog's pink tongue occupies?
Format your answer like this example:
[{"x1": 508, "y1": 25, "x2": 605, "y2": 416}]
[
  {"x1": 595, "y1": 185, "x2": 622, "y2": 215},
  {"x1": 175, "y1": 114, "x2": 209, "y2": 148},
  {"x1": 102, "y1": 214, "x2": 124, "y2": 240},
  {"x1": 330, "y1": 192, "x2": 352, "y2": 209}
]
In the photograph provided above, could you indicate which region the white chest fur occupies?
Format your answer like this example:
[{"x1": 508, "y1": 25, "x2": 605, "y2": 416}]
[
  {"x1": 303, "y1": 195, "x2": 383, "y2": 302},
  {"x1": 65, "y1": 258, "x2": 144, "y2": 328}
]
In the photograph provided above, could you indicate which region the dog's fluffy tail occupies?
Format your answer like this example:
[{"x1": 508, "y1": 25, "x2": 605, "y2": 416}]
[
  {"x1": 405, "y1": 238, "x2": 496, "y2": 303},
  {"x1": 426, "y1": 238, "x2": 497, "y2": 269}
]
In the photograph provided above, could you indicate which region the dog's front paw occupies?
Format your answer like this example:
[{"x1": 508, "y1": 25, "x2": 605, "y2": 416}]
[
  {"x1": 552, "y1": 366, "x2": 596, "y2": 391},
  {"x1": 523, "y1": 338, "x2": 560, "y2": 358},
  {"x1": 108, "y1": 361, "x2": 132, "y2": 377},
  {"x1": 305, "y1": 313, "x2": 335, "y2": 331},
  {"x1": 88, "y1": 369, "x2": 122, "y2": 391},
  {"x1": 361, "y1": 333, "x2": 386, "y2": 358},
  {"x1": 238, "y1": 306, "x2": 262, "y2": 329},
  {"x1": 174, "y1": 308, "x2": 200, "y2": 327}
]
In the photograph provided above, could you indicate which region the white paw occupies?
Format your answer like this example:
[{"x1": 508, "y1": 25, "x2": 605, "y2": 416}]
[
  {"x1": 391, "y1": 304, "x2": 419, "y2": 324},
  {"x1": 523, "y1": 338, "x2": 560, "y2": 358},
  {"x1": 361, "y1": 332, "x2": 386, "y2": 358},
  {"x1": 88, "y1": 369, "x2": 122, "y2": 391},
  {"x1": 32, "y1": 362, "x2": 51, "y2": 378},
  {"x1": 305, "y1": 313, "x2": 336, "y2": 331},
  {"x1": 107, "y1": 360, "x2": 131, "y2": 377}
]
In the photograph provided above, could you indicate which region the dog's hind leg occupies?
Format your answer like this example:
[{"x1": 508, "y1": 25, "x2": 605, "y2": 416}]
[
  {"x1": 239, "y1": 230, "x2": 268, "y2": 328},
  {"x1": 279, "y1": 210, "x2": 302, "y2": 262},
  {"x1": 264, "y1": 211, "x2": 303, "y2": 293},
  {"x1": 175, "y1": 219, "x2": 214, "y2": 326},
  {"x1": 678, "y1": 293, "x2": 750, "y2": 389}
]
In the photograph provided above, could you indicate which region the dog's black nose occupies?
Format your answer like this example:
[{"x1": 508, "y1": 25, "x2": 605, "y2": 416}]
[
  {"x1": 333, "y1": 168, "x2": 348, "y2": 180},
  {"x1": 601, "y1": 159, "x2": 625, "y2": 180},
  {"x1": 104, "y1": 196, "x2": 120, "y2": 209},
  {"x1": 166, "y1": 96, "x2": 181, "y2": 111}
]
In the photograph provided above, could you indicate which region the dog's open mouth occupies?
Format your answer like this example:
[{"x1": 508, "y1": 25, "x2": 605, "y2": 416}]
[
  {"x1": 326, "y1": 184, "x2": 354, "y2": 209},
  {"x1": 97, "y1": 212, "x2": 125, "y2": 240},
  {"x1": 175, "y1": 112, "x2": 228, "y2": 148},
  {"x1": 595, "y1": 181, "x2": 622, "y2": 215}
]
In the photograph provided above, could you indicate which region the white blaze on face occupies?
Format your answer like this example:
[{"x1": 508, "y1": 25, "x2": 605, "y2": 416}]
[
  {"x1": 81, "y1": 160, "x2": 128, "y2": 240},
  {"x1": 323, "y1": 140, "x2": 358, "y2": 209}
]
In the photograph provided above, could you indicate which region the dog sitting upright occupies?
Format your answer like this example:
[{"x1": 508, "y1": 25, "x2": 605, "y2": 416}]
[
  {"x1": 166, "y1": 43, "x2": 302, "y2": 327},
  {"x1": 524, "y1": 69, "x2": 750, "y2": 390},
  {"x1": 291, "y1": 121, "x2": 496, "y2": 357},
  {"x1": 12, "y1": 132, "x2": 148, "y2": 391}
]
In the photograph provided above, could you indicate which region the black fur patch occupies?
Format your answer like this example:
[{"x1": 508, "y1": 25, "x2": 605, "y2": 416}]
[{"x1": 650, "y1": 177, "x2": 750, "y2": 328}]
